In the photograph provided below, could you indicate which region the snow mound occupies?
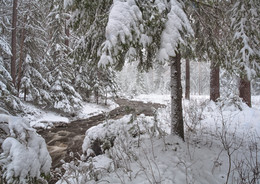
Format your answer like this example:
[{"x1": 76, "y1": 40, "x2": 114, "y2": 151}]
[
  {"x1": 82, "y1": 114, "x2": 157, "y2": 158},
  {"x1": 59, "y1": 114, "x2": 196, "y2": 184},
  {"x1": 0, "y1": 114, "x2": 52, "y2": 184}
]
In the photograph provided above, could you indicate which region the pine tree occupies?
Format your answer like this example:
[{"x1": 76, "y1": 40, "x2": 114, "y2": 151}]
[
  {"x1": 69, "y1": 0, "x2": 116, "y2": 102},
  {"x1": 0, "y1": 0, "x2": 22, "y2": 113},
  {"x1": 187, "y1": 0, "x2": 227, "y2": 102},
  {"x1": 230, "y1": 0, "x2": 260, "y2": 107},
  {"x1": 18, "y1": 0, "x2": 51, "y2": 104},
  {"x1": 47, "y1": 0, "x2": 82, "y2": 112},
  {"x1": 98, "y1": 0, "x2": 193, "y2": 140},
  {"x1": 0, "y1": 56, "x2": 21, "y2": 113}
]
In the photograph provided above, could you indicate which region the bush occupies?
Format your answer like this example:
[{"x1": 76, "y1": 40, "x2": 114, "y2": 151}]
[{"x1": 0, "y1": 114, "x2": 52, "y2": 184}]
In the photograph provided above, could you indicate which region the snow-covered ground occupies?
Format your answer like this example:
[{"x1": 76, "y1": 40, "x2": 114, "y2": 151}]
[
  {"x1": 1, "y1": 95, "x2": 259, "y2": 183},
  {"x1": 77, "y1": 99, "x2": 119, "y2": 119},
  {"x1": 56, "y1": 94, "x2": 260, "y2": 184},
  {"x1": 20, "y1": 99, "x2": 119, "y2": 129}
]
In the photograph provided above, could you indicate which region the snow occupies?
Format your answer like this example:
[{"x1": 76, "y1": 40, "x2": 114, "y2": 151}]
[
  {"x1": 77, "y1": 99, "x2": 119, "y2": 119},
  {"x1": 158, "y1": 0, "x2": 193, "y2": 62},
  {"x1": 19, "y1": 99, "x2": 118, "y2": 129},
  {"x1": 64, "y1": 0, "x2": 73, "y2": 9},
  {"x1": 58, "y1": 94, "x2": 260, "y2": 184},
  {"x1": 0, "y1": 37, "x2": 12, "y2": 55},
  {"x1": 132, "y1": 94, "x2": 170, "y2": 105},
  {"x1": 0, "y1": 114, "x2": 51, "y2": 183},
  {"x1": 30, "y1": 113, "x2": 69, "y2": 128},
  {"x1": 99, "y1": 0, "x2": 143, "y2": 66}
]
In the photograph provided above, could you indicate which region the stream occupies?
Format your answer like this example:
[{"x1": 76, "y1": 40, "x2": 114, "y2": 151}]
[{"x1": 37, "y1": 98, "x2": 165, "y2": 182}]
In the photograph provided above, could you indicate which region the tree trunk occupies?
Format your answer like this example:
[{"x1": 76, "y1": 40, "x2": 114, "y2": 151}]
[
  {"x1": 170, "y1": 51, "x2": 184, "y2": 140},
  {"x1": 11, "y1": 0, "x2": 18, "y2": 87},
  {"x1": 198, "y1": 61, "x2": 201, "y2": 95},
  {"x1": 17, "y1": 24, "x2": 26, "y2": 94},
  {"x1": 95, "y1": 89, "x2": 99, "y2": 104},
  {"x1": 65, "y1": 18, "x2": 70, "y2": 49},
  {"x1": 24, "y1": 87, "x2": 27, "y2": 101},
  {"x1": 239, "y1": 77, "x2": 251, "y2": 107},
  {"x1": 185, "y1": 58, "x2": 190, "y2": 100},
  {"x1": 210, "y1": 60, "x2": 220, "y2": 102}
]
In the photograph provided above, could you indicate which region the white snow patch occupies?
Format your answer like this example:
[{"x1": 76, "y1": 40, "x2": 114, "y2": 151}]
[
  {"x1": 57, "y1": 95, "x2": 260, "y2": 184},
  {"x1": 77, "y1": 99, "x2": 119, "y2": 119}
]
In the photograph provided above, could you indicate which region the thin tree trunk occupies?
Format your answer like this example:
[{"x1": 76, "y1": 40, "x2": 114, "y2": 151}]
[
  {"x1": 170, "y1": 51, "x2": 184, "y2": 140},
  {"x1": 239, "y1": 77, "x2": 251, "y2": 107},
  {"x1": 65, "y1": 18, "x2": 70, "y2": 49},
  {"x1": 185, "y1": 59, "x2": 190, "y2": 100},
  {"x1": 24, "y1": 87, "x2": 27, "y2": 101},
  {"x1": 210, "y1": 60, "x2": 220, "y2": 102},
  {"x1": 11, "y1": 0, "x2": 18, "y2": 87},
  {"x1": 95, "y1": 89, "x2": 99, "y2": 104},
  {"x1": 198, "y1": 61, "x2": 201, "y2": 95},
  {"x1": 17, "y1": 24, "x2": 26, "y2": 94}
]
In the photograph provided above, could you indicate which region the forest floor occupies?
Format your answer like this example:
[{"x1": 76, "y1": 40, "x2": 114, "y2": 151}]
[{"x1": 37, "y1": 98, "x2": 165, "y2": 181}]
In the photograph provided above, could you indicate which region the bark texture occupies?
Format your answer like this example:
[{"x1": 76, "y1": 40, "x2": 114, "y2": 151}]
[
  {"x1": 11, "y1": 0, "x2": 18, "y2": 86},
  {"x1": 65, "y1": 18, "x2": 70, "y2": 49},
  {"x1": 17, "y1": 25, "x2": 26, "y2": 93},
  {"x1": 210, "y1": 60, "x2": 220, "y2": 102},
  {"x1": 170, "y1": 52, "x2": 184, "y2": 140},
  {"x1": 239, "y1": 77, "x2": 251, "y2": 107},
  {"x1": 185, "y1": 59, "x2": 190, "y2": 100}
]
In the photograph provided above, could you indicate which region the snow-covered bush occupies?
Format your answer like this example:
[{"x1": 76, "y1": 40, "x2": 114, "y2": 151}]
[
  {"x1": 58, "y1": 114, "x2": 171, "y2": 183},
  {"x1": 56, "y1": 153, "x2": 114, "y2": 183},
  {"x1": 0, "y1": 114, "x2": 52, "y2": 184},
  {"x1": 0, "y1": 57, "x2": 22, "y2": 114},
  {"x1": 82, "y1": 114, "x2": 163, "y2": 159}
]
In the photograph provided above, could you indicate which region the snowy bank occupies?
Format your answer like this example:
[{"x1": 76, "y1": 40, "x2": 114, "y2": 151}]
[
  {"x1": 57, "y1": 95, "x2": 260, "y2": 184},
  {"x1": 0, "y1": 114, "x2": 52, "y2": 184}
]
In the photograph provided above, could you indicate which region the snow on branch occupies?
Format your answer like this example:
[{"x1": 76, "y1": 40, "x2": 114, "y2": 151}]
[
  {"x1": 0, "y1": 37, "x2": 12, "y2": 55},
  {"x1": 98, "y1": 0, "x2": 143, "y2": 67},
  {"x1": 158, "y1": 0, "x2": 194, "y2": 62}
]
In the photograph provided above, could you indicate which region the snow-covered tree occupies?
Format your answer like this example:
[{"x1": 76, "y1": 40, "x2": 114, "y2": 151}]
[
  {"x1": 186, "y1": 0, "x2": 228, "y2": 102},
  {"x1": 230, "y1": 0, "x2": 260, "y2": 107},
  {"x1": 0, "y1": 1, "x2": 21, "y2": 113},
  {"x1": 46, "y1": 0, "x2": 83, "y2": 112},
  {"x1": 0, "y1": 57, "x2": 21, "y2": 113},
  {"x1": 69, "y1": 0, "x2": 117, "y2": 102},
  {"x1": 16, "y1": 0, "x2": 52, "y2": 104},
  {"x1": 98, "y1": 0, "x2": 193, "y2": 140},
  {"x1": 20, "y1": 54, "x2": 51, "y2": 104}
]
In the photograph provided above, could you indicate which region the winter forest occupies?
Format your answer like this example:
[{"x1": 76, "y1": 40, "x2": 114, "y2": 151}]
[{"x1": 0, "y1": 0, "x2": 260, "y2": 183}]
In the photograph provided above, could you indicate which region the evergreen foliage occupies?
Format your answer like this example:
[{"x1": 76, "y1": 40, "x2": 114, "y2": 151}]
[
  {"x1": 230, "y1": 0, "x2": 260, "y2": 80},
  {"x1": 0, "y1": 0, "x2": 259, "y2": 115}
]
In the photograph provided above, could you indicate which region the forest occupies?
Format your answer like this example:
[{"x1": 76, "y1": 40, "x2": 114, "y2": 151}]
[{"x1": 0, "y1": 0, "x2": 260, "y2": 183}]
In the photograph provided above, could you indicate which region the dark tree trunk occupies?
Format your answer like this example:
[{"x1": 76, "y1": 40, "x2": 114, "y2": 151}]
[
  {"x1": 17, "y1": 25, "x2": 26, "y2": 94},
  {"x1": 65, "y1": 19, "x2": 70, "y2": 49},
  {"x1": 24, "y1": 87, "x2": 27, "y2": 101},
  {"x1": 11, "y1": 0, "x2": 18, "y2": 87},
  {"x1": 95, "y1": 89, "x2": 99, "y2": 104},
  {"x1": 198, "y1": 62, "x2": 201, "y2": 95},
  {"x1": 170, "y1": 51, "x2": 184, "y2": 140},
  {"x1": 210, "y1": 60, "x2": 220, "y2": 102},
  {"x1": 185, "y1": 59, "x2": 190, "y2": 100},
  {"x1": 239, "y1": 77, "x2": 251, "y2": 107}
]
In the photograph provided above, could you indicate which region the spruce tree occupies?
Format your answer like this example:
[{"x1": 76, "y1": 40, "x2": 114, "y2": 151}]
[
  {"x1": 98, "y1": 0, "x2": 193, "y2": 140},
  {"x1": 230, "y1": 0, "x2": 260, "y2": 107}
]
